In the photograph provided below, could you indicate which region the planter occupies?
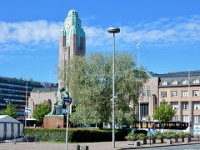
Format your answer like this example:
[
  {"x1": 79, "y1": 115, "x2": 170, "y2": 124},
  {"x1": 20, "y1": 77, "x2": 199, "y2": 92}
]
[
  {"x1": 174, "y1": 137, "x2": 178, "y2": 143},
  {"x1": 184, "y1": 137, "x2": 191, "y2": 143},
  {"x1": 181, "y1": 137, "x2": 184, "y2": 142},
  {"x1": 160, "y1": 138, "x2": 164, "y2": 143},
  {"x1": 134, "y1": 141, "x2": 140, "y2": 147},
  {"x1": 164, "y1": 139, "x2": 172, "y2": 144},
  {"x1": 149, "y1": 138, "x2": 156, "y2": 144},
  {"x1": 141, "y1": 139, "x2": 147, "y2": 144}
]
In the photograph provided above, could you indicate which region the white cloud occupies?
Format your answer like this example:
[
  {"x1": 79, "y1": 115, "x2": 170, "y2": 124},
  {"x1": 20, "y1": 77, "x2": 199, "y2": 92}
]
[
  {"x1": 0, "y1": 20, "x2": 63, "y2": 44},
  {"x1": 0, "y1": 15, "x2": 200, "y2": 52}
]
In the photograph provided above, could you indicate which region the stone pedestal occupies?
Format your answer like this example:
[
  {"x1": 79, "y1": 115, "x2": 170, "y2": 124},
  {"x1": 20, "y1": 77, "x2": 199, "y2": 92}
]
[{"x1": 43, "y1": 115, "x2": 65, "y2": 128}]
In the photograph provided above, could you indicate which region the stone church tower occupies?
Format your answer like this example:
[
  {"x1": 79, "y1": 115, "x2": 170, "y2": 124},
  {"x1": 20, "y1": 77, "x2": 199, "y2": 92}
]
[{"x1": 58, "y1": 9, "x2": 86, "y2": 91}]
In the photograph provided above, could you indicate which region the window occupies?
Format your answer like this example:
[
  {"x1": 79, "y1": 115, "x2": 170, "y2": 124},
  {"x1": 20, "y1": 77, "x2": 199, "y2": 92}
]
[
  {"x1": 161, "y1": 91, "x2": 167, "y2": 98},
  {"x1": 140, "y1": 103, "x2": 149, "y2": 117},
  {"x1": 172, "y1": 80, "x2": 178, "y2": 85},
  {"x1": 147, "y1": 90, "x2": 151, "y2": 97},
  {"x1": 182, "y1": 90, "x2": 188, "y2": 97},
  {"x1": 171, "y1": 91, "x2": 177, "y2": 97},
  {"x1": 172, "y1": 115, "x2": 178, "y2": 121},
  {"x1": 182, "y1": 102, "x2": 188, "y2": 110},
  {"x1": 142, "y1": 90, "x2": 146, "y2": 96},
  {"x1": 194, "y1": 115, "x2": 200, "y2": 124},
  {"x1": 194, "y1": 102, "x2": 200, "y2": 110},
  {"x1": 171, "y1": 102, "x2": 178, "y2": 110},
  {"x1": 182, "y1": 115, "x2": 189, "y2": 122},
  {"x1": 193, "y1": 79, "x2": 200, "y2": 84},
  {"x1": 182, "y1": 80, "x2": 189, "y2": 85},
  {"x1": 192, "y1": 90, "x2": 199, "y2": 97},
  {"x1": 162, "y1": 81, "x2": 168, "y2": 86}
]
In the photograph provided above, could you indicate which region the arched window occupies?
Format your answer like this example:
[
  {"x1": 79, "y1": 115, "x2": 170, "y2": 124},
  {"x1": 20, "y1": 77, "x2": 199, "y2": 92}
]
[
  {"x1": 162, "y1": 81, "x2": 168, "y2": 86},
  {"x1": 172, "y1": 80, "x2": 178, "y2": 85},
  {"x1": 182, "y1": 80, "x2": 188, "y2": 85},
  {"x1": 193, "y1": 79, "x2": 200, "y2": 84}
]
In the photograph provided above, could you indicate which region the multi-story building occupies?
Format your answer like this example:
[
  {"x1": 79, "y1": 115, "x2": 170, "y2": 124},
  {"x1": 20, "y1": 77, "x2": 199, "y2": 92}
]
[
  {"x1": 0, "y1": 76, "x2": 43, "y2": 121},
  {"x1": 140, "y1": 70, "x2": 200, "y2": 134}
]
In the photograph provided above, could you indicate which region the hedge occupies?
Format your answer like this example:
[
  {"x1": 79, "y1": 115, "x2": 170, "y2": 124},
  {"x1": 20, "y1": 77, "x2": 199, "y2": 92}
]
[{"x1": 24, "y1": 128, "x2": 129, "y2": 142}]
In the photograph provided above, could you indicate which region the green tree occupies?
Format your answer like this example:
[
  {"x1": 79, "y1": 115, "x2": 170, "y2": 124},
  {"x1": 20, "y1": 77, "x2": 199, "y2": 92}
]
[
  {"x1": 33, "y1": 101, "x2": 51, "y2": 125},
  {"x1": 1, "y1": 102, "x2": 18, "y2": 119},
  {"x1": 153, "y1": 99, "x2": 176, "y2": 123},
  {"x1": 60, "y1": 52, "x2": 148, "y2": 127}
]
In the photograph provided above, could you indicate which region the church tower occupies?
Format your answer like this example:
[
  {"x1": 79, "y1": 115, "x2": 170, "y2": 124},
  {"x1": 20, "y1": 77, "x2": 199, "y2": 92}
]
[{"x1": 59, "y1": 9, "x2": 86, "y2": 91}]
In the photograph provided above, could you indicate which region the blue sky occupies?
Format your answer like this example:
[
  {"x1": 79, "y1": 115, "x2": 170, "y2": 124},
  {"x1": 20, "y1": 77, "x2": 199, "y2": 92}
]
[{"x1": 0, "y1": 0, "x2": 200, "y2": 83}]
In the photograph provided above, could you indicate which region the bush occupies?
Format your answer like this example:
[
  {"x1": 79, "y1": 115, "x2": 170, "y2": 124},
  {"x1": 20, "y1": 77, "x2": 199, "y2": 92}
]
[
  {"x1": 155, "y1": 131, "x2": 164, "y2": 139},
  {"x1": 24, "y1": 128, "x2": 129, "y2": 142},
  {"x1": 125, "y1": 130, "x2": 138, "y2": 141},
  {"x1": 134, "y1": 130, "x2": 147, "y2": 135},
  {"x1": 137, "y1": 133, "x2": 147, "y2": 140},
  {"x1": 179, "y1": 132, "x2": 186, "y2": 138}
]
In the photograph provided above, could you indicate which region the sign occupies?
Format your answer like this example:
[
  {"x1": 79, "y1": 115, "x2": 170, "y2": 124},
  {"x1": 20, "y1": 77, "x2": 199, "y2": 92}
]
[
  {"x1": 64, "y1": 97, "x2": 72, "y2": 103},
  {"x1": 25, "y1": 107, "x2": 31, "y2": 112}
]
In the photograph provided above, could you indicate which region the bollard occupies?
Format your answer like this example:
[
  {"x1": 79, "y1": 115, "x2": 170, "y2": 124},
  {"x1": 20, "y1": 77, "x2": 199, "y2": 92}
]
[
  {"x1": 77, "y1": 144, "x2": 80, "y2": 150},
  {"x1": 77, "y1": 145, "x2": 89, "y2": 150},
  {"x1": 150, "y1": 137, "x2": 151, "y2": 146}
]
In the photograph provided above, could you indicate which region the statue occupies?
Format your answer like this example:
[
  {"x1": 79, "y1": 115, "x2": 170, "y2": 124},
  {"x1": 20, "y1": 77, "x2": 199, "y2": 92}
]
[
  {"x1": 48, "y1": 88, "x2": 70, "y2": 115},
  {"x1": 44, "y1": 88, "x2": 71, "y2": 128}
]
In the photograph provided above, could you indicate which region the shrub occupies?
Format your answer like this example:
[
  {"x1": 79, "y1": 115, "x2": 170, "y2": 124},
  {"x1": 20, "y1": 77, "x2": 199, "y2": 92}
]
[
  {"x1": 134, "y1": 130, "x2": 147, "y2": 135},
  {"x1": 179, "y1": 132, "x2": 186, "y2": 138},
  {"x1": 24, "y1": 128, "x2": 129, "y2": 142},
  {"x1": 155, "y1": 131, "x2": 164, "y2": 139},
  {"x1": 137, "y1": 133, "x2": 147, "y2": 140},
  {"x1": 184, "y1": 133, "x2": 191, "y2": 138},
  {"x1": 125, "y1": 130, "x2": 138, "y2": 141}
]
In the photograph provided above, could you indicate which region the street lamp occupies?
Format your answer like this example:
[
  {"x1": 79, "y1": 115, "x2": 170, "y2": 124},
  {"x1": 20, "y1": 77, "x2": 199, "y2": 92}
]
[
  {"x1": 136, "y1": 43, "x2": 141, "y2": 129},
  {"x1": 108, "y1": 27, "x2": 120, "y2": 148}
]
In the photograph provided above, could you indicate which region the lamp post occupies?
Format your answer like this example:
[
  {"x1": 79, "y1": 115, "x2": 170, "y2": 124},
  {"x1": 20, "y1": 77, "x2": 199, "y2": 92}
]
[
  {"x1": 136, "y1": 43, "x2": 141, "y2": 129},
  {"x1": 108, "y1": 27, "x2": 120, "y2": 148}
]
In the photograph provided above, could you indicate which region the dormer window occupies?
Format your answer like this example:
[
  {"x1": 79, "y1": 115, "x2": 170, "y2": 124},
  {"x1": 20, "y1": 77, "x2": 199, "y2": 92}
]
[
  {"x1": 172, "y1": 80, "x2": 178, "y2": 85},
  {"x1": 193, "y1": 79, "x2": 200, "y2": 84},
  {"x1": 162, "y1": 81, "x2": 168, "y2": 86},
  {"x1": 182, "y1": 80, "x2": 188, "y2": 85}
]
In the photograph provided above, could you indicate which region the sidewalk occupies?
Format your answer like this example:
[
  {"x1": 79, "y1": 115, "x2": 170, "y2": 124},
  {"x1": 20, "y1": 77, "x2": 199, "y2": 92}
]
[{"x1": 0, "y1": 140, "x2": 200, "y2": 150}]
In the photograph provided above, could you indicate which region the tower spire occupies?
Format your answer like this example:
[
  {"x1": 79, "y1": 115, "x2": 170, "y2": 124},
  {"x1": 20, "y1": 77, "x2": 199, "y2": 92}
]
[{"x1": 58, "y1": 9, "x2": 86, "y2": 91}]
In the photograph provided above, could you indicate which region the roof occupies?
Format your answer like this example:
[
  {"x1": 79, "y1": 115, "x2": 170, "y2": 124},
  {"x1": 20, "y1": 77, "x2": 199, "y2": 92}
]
[
  {"x1": 152, "y1": 70, "x2": 200, "y2": 78},
  {"x1": 32, "y1": 86, "x2": 58, "y2": 93},
  {"x1": 152, "y1": 70, "x2": 200, "y2": 87},
  {"x1": 0, "y1": 115, "x2": 21, "y2": 123}
]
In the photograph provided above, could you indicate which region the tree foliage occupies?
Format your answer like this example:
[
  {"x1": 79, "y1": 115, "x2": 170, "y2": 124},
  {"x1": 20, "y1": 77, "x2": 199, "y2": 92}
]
[
  {"x1": 33, "y1": 101, "x2": 51, "y2": 124},
  {"x1": 153, "y1": 99, "x2": 176, "y2": 123},
  {"x1": 0, "y1": 102, "x2": 18, "y2": 119},
  {"x1": 60, "y1": 52, "x2": 148, "y2": 126}
]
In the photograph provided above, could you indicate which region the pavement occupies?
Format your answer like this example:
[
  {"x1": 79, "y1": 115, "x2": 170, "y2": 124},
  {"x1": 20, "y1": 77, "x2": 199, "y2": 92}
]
[{"x1": 0, "y1": 139, "x2": 200, "y2": 150}]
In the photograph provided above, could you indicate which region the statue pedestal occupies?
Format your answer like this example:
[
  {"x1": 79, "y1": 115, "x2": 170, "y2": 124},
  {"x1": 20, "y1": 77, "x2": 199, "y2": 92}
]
[{"x1": 43, "y1": 115, "x2": 65, "y2": 128}]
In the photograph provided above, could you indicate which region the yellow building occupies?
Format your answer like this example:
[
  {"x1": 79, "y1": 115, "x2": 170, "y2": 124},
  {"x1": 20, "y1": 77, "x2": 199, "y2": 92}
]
[{"x1": 140, "y1": 70, "x2": 200, "y2": 134}]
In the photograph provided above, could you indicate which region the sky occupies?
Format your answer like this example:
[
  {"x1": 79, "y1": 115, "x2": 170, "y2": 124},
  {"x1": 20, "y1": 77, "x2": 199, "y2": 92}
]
[{"x1": 0, "y1": 0, "x2": 200, "y2": 83}]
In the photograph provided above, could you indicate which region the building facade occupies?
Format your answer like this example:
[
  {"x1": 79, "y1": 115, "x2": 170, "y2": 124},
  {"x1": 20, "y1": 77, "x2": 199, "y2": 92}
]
[
  {"x1": 140, "y1": 70, "x2": 200, "y2": 133},
  {"x1": 139, "y1": 73, "x2": 159, "y2": 120},
  {"x1": 0, "y1": 76, "x2": 43, "y2": 121},
  {"x1": 58, "y1": 9, "x2": 86, "y2": 91},
  {"x1": 27, "y1": 85, "x2": 58, "y2": 119}
]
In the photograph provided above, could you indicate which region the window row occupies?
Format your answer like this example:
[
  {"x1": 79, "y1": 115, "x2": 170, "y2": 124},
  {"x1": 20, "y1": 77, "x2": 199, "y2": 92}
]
[
  {"x1": 161, "y1": 79, "x2": 200, "y2": 86},
  {"x1": 161, "y1": 90, "x2": 200, "y2": 98},
  {"x1": 171, "y1": 102, "x2": 200, "y2": 110},
  {"x1": 141, "y1": 90, "x2": 151, "y2": 97},
  {"x1": 173, "y1": 115, "x2": 200, "y2": 124}
]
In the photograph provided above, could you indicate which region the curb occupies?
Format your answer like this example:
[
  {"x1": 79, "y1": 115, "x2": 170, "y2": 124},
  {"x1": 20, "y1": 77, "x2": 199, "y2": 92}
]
[{"x1": 118, "y1": 142, "x2": 200, "y2": 149}]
